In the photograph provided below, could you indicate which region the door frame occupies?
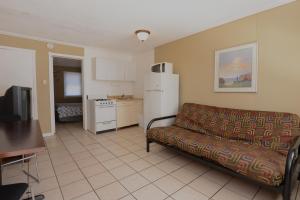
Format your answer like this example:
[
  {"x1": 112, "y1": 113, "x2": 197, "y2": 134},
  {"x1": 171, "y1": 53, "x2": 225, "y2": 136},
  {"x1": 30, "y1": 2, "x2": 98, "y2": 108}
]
[
  {"x1": 0, "y1": 45, "x2": 38, "y2": 120},
  {"x1": 48, "y1": 52, "x2": 85, "y2": 135}
]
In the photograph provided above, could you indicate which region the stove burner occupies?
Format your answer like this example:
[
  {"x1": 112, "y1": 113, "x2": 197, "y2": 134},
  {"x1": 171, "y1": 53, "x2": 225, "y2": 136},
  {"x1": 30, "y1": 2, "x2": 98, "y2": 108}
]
[
  {"x1": 96, "y1": 99, "x2": 108, "y2": 101},
  {"x1": 95, "y1": 99, "x2": 116, "y2": 105}
]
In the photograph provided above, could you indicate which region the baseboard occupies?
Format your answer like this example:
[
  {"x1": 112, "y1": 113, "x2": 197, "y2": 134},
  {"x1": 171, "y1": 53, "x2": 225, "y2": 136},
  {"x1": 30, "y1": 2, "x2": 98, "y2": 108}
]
[{"x1": 43, "y1": 132, "x2": 54, "y2": 137}]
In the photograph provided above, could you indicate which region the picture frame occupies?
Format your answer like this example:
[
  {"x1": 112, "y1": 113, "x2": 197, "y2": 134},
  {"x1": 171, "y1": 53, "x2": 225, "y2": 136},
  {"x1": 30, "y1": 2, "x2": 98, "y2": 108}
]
[{"x1": 214, "y1": 42, "x2": 258, "y2": 92}]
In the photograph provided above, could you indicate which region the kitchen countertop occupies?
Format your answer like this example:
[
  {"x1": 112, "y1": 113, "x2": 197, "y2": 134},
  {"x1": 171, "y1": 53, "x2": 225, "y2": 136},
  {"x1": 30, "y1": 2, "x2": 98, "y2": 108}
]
[
  {"x1": 108, "y1": 95, "x2": 143, "y2": 102},
  {"x1": 116, "y1": 98, "x2": 143, "y2": 102}
]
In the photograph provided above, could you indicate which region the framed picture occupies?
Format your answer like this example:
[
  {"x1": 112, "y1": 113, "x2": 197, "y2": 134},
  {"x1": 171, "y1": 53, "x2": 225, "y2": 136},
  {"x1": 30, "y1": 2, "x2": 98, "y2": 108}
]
[{"x1": 214, "y1": 43, "x2": 257, "y2": 92}]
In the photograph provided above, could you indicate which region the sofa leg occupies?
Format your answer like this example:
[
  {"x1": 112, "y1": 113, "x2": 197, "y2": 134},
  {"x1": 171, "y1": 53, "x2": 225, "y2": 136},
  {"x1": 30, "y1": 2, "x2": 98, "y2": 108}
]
[
  {"x1": 282, "y1": 181, "x2": 291, "y2": 200},
  {"x1": 146, "y1": 139, "x2": 150, "y2": 152},
  {"x1": 282, "y1": 190, "x2": 291, "y2": 200}
]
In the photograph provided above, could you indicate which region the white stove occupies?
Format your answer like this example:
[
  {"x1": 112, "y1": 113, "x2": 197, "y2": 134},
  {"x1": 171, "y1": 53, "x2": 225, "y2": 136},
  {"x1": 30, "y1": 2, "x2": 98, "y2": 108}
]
[
  {"x1": 95, "y1": 99, "x2": 116, "y2": 106},
  {"x1": 87, "y1": 97, "x2": 117, "y2": 134}
]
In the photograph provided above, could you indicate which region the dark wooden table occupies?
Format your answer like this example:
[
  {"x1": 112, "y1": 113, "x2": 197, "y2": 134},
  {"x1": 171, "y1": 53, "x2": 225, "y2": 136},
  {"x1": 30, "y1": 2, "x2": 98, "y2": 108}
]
[{"x1": 0, "y1": 120, "x2": 46, "y2": 184}]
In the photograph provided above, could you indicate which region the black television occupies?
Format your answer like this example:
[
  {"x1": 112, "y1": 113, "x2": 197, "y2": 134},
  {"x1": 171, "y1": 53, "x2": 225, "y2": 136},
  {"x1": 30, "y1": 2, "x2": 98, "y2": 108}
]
[{"x1": 0, "y1": 86, "x2": 32, "y2": 121}]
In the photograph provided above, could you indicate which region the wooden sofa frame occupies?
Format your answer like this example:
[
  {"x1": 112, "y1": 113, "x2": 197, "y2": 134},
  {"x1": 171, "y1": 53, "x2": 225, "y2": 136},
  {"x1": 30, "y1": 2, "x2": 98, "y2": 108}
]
[{"x1": 146, "y1": 115, "x2": 300, "y2": 200}]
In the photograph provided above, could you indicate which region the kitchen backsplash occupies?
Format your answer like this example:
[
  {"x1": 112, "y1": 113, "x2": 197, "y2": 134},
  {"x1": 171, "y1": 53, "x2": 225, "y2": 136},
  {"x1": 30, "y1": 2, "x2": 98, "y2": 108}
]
[{"x1": 108, "y1": 82, "x2": 133, "y2": 96}]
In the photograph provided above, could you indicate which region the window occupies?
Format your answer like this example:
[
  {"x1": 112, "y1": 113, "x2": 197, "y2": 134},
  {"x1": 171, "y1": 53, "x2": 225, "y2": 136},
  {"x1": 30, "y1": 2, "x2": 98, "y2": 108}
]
[{"x1": 64, "y1": 71, "x2": 82, "y2": 97}]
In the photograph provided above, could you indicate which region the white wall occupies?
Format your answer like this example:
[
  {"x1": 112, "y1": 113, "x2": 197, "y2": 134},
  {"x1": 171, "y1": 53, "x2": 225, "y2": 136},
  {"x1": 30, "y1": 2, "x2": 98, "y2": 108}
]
[
  {"x1": 132, "y1": 50, "x2": 155, "y2": 128},
  {"x1": 132, "y1": 50, "x2": 155, "y2": 98},
  {"x1": 0, "y1": 46, "x2": 38, "y2": 120}
]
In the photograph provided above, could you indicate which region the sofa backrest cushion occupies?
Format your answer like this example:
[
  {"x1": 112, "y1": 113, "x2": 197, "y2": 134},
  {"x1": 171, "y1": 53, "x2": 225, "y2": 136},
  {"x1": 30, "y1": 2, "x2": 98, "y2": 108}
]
[{"x1": 175, "y1": 103, "x2": 300, "y2": 155}]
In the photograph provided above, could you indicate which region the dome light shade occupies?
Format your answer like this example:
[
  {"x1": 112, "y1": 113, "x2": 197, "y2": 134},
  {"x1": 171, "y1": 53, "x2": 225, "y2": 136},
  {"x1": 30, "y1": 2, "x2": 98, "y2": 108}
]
[{"x1": 135, "y1": 30, "x2": 150, "y2": 42}]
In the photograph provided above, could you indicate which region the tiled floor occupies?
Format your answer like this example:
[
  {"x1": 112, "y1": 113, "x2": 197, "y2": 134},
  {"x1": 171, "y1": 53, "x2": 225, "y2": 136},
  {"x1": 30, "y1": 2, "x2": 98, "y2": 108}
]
[{"x1": 2, "y1": 123, "x2": 300, "y2": 200}]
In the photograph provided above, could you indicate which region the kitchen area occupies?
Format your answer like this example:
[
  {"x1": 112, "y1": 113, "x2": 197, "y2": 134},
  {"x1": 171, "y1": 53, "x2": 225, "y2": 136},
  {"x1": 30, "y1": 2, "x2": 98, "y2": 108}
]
[
  {"x1": 86, "y1": 54, "x2": 144, "y2": 134},
  {"x1": 87, "y1": 95, "x2": 143, "y2": 133},
  {"x1": 84, "y1": 48, "x2": 178, "y2": 134}
]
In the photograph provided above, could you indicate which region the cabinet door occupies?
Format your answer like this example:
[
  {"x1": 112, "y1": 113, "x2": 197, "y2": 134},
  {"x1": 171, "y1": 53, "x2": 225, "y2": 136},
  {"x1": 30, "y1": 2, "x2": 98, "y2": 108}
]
[
  {"x1": 117, "y1": 102, "x2": 139, "y2": 128},
  {"x1": 129, "y1": 104, "x2": 138, "y2": 124},
  {"x1": 93, "y1": 58, "x2": 115, "y2": 80},
  {"x1": 136, "y1": 100, "x2": 143, "y2": 115},
  {"x1": 117, "y1": 105, "x2": 130, "y2": 127},
  {"x1": 114, "y1": 60, "x2": 125, "y2": 81},
  {"x1": 94, "y1": 57, "x2": 125, "y2": 81},
  {"x1": 125, "y1": 63, "x2": 136, "y2": 81}
]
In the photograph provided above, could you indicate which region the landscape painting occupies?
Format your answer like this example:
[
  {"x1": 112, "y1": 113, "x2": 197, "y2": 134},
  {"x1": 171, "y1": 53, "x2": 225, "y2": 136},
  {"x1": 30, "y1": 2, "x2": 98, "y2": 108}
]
[{"x1": 214, "y1": 43, "x2": 257, "y2": 92}]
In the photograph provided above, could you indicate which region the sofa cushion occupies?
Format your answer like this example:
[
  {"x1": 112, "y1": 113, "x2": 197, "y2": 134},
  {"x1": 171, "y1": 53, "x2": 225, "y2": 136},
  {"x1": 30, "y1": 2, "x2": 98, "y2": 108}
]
[
  {"x1": 173, "y1": 130, "x2": 286, "y2": 186},
  {"x1": 175, "y1": 103, "x2": 300, "y2": 155},
  {"x1": 147, "y1": 126, "x2": 286, "y2": 186},
  {"x1": 147, "y1": 125, "x2": 190, "y2": 145}
]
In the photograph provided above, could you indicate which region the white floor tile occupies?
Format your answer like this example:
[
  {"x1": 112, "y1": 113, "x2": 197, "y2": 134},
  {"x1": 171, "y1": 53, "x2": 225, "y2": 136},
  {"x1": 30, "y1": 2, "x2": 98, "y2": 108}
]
[
  {"x1": 132, "y1": 184, "x2": 168, "y2": 200},
  {"x1": 172, "y1": 186, "x2": 208, "y2": 200},
  {"x1": 120, "y1": 173, "x2": 150, "y2": 192},
  {"x1": 96, "y1": 182, "x2": 129, "y2": 200},
  {"x1": 2, "y1": 124, "x2": 280, "y2": 200},
  {"x1": 154, "y1": 175, "x2": 185, "y2": 195}
]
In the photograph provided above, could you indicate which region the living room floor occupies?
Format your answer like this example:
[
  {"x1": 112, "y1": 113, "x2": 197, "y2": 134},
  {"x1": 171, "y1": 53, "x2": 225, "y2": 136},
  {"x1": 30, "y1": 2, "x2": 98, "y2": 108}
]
[{"x1": 2, "y1": 123, "x2": 300, "y2": 200}]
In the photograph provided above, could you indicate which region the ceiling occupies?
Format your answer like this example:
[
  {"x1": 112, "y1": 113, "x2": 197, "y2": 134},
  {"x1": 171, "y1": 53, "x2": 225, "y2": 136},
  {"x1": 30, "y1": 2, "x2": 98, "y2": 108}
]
[{"x1": 0, "y1": 0, "x2": 294, "y2": 53}]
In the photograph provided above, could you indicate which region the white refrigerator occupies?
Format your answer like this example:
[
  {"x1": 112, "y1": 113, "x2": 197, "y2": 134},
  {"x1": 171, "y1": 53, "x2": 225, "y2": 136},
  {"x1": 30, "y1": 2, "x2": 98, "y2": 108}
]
[{"x1": 144, "y1": 73, "x2": 179, "y2": 132}]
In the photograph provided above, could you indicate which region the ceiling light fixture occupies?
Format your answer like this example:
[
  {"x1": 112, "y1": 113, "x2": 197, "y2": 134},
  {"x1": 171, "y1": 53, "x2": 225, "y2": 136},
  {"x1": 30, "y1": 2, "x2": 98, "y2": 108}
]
[{"x1": 135, "y1": 29, "x2": 150, "y2": 42}]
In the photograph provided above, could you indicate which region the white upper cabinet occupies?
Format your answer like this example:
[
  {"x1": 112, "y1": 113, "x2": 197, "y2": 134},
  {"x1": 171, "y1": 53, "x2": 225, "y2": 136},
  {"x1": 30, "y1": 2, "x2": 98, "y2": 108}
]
[
  {"x1": 112, "y1": 60, "x2": 125, "y2": 81},
  {"x1": 124, "y1": 62, "x2": 136, "y2": 81},
  {"x1": 93, "y1": 57, "x2": 114, "y2": 80},
  {"x1": 93, "y1": 57, "x2": 135, "y2": 81}
]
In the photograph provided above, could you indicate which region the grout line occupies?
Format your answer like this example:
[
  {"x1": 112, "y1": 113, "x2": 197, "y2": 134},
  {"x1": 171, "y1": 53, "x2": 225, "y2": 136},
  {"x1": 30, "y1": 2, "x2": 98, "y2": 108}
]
[
  {"x1": 63, "y1": 125, "x2": 150, "y2": 198},
  {"x1": 62, "y1": 123, "x2": 106, "y2": 200},
  {"x1": 12, "y1": 124, "x2": 213, "y2": 199},
  {"x1": 93, "y1": 129, "x2": 201, "y2": 198},
  {"x1": 64, "y1": 123, "x2": 137, "y2": 199},
  {"x1": 69, "y1": 124, "x2": 172, "y2": 199},
  {"x1": 43, "y1": 137, "x2": 66, "y2": 200},
  {"x1": 40, "y1": 123, "x2": 288, "y2": 200},
  {"x1": 223, "y1": 177, "x2": 260, "y2": 200},
  {"x1": 50, "y1": 124, "x2": 95, "y2": 199},
  {"x1": 210, "y1": 176, "x2": 234, "y2": 199},
  {"x1": 251, "y1": 186, "x2": 261, "y2": 200}
]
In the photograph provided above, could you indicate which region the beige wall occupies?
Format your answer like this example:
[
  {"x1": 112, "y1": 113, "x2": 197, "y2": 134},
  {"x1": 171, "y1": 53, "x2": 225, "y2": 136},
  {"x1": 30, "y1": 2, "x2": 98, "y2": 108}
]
[
  {"x1": 155, "y1": 1, "x2": 300, "y2": 116},
  {"x1": 0, "y1": 34, "x2": 84, "y2": 133}
]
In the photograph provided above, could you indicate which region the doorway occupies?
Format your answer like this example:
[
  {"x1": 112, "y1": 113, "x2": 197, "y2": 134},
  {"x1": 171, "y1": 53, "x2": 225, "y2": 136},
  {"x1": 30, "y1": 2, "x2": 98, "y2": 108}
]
[{"x1": 49, "y1": 53, "x2": 84, "y2": 135}]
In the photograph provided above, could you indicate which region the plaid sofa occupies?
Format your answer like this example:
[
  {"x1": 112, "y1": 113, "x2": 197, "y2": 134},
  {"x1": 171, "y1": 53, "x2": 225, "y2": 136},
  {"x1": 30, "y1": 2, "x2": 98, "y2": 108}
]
[{"x1": 147, "y1": 103, "x2": 300, "y2": 187}]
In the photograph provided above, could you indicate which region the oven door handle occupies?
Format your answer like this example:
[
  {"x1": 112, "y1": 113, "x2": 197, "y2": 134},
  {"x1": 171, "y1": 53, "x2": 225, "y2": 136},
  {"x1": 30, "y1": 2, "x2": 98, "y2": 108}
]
[
  {"x1": 96, "y1": 105, "x2": 116, "y2": 108},
  {"x1": 102, "y1": 121, "x2": 114, "y2": 124}
]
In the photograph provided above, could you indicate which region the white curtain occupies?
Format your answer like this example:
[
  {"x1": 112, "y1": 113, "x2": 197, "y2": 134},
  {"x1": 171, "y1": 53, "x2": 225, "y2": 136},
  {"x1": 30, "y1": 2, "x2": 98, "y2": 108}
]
[{"x1": 64, "y1": 71, "x2": 82, "y2": 96}]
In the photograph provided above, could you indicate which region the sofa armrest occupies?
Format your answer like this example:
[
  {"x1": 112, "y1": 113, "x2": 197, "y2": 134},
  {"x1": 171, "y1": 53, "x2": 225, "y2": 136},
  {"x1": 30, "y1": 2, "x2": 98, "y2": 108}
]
[
  {"x1": 286, "y1": 136, "x2": 300, "y2": 168},
  {"x1": 283, "y1": 136, "x2": 300, "y2": 195},
  {"x1": 146, "y1": 115, "x2": 177, "y2": 130}
]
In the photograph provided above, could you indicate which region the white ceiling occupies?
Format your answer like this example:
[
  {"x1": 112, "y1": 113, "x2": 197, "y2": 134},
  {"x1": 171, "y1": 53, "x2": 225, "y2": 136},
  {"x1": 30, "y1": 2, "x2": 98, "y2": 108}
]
[{"x1": 0, "y1": 0, "x2": 294, "y2": 53}]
